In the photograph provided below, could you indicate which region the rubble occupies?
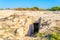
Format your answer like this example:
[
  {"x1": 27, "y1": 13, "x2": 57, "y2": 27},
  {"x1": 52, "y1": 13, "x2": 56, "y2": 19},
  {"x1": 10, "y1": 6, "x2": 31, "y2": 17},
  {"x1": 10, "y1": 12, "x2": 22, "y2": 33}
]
[{"x1": 0, "y1": 13, "x2": 35, "y2": 40}]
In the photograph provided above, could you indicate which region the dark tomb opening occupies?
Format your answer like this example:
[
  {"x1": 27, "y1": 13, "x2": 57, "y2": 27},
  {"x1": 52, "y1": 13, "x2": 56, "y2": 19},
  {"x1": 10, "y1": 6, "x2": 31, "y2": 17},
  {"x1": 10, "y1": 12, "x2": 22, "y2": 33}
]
[{"x1": 34, "y1": 23, "x2": 39, "y2": 34}]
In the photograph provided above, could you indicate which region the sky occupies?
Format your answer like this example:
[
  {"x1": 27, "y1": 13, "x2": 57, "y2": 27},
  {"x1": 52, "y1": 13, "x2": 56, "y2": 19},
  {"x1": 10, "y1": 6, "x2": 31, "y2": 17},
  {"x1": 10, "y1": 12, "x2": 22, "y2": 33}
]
[{"x1": 0, "y1": 0, "x2": 60, "y2": 8}]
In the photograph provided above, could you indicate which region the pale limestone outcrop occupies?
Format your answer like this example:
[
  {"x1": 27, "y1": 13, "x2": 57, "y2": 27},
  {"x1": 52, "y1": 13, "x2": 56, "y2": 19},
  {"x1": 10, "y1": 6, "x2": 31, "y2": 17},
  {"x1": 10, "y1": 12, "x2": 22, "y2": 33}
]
[
  {"x1": 0, "y1": 10, "x2": 60, "y2": 40},
  {"x1": 0, "y1": 13, "x2": 35, "y2": 40}
]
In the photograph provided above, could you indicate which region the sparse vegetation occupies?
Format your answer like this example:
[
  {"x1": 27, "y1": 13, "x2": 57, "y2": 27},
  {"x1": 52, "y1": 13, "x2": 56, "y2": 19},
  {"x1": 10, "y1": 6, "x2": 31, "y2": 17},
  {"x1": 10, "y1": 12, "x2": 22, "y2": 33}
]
[
  {"x1": 46, "y1": 6, "x2": 60, "y2": 11},
  {"x1": 0, "y1": 6, "x2": 60, "y2": 11}
]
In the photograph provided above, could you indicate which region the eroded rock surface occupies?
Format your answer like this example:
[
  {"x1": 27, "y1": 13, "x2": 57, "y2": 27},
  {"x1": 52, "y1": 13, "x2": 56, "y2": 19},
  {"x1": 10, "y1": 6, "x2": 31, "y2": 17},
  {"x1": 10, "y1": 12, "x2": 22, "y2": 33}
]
[
  {"x1": 0, "y1": 10, "x2": 60, "y2": 40},
  {"x1": 0, "y1": 13, "x2": 35, "y2": 40}
]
